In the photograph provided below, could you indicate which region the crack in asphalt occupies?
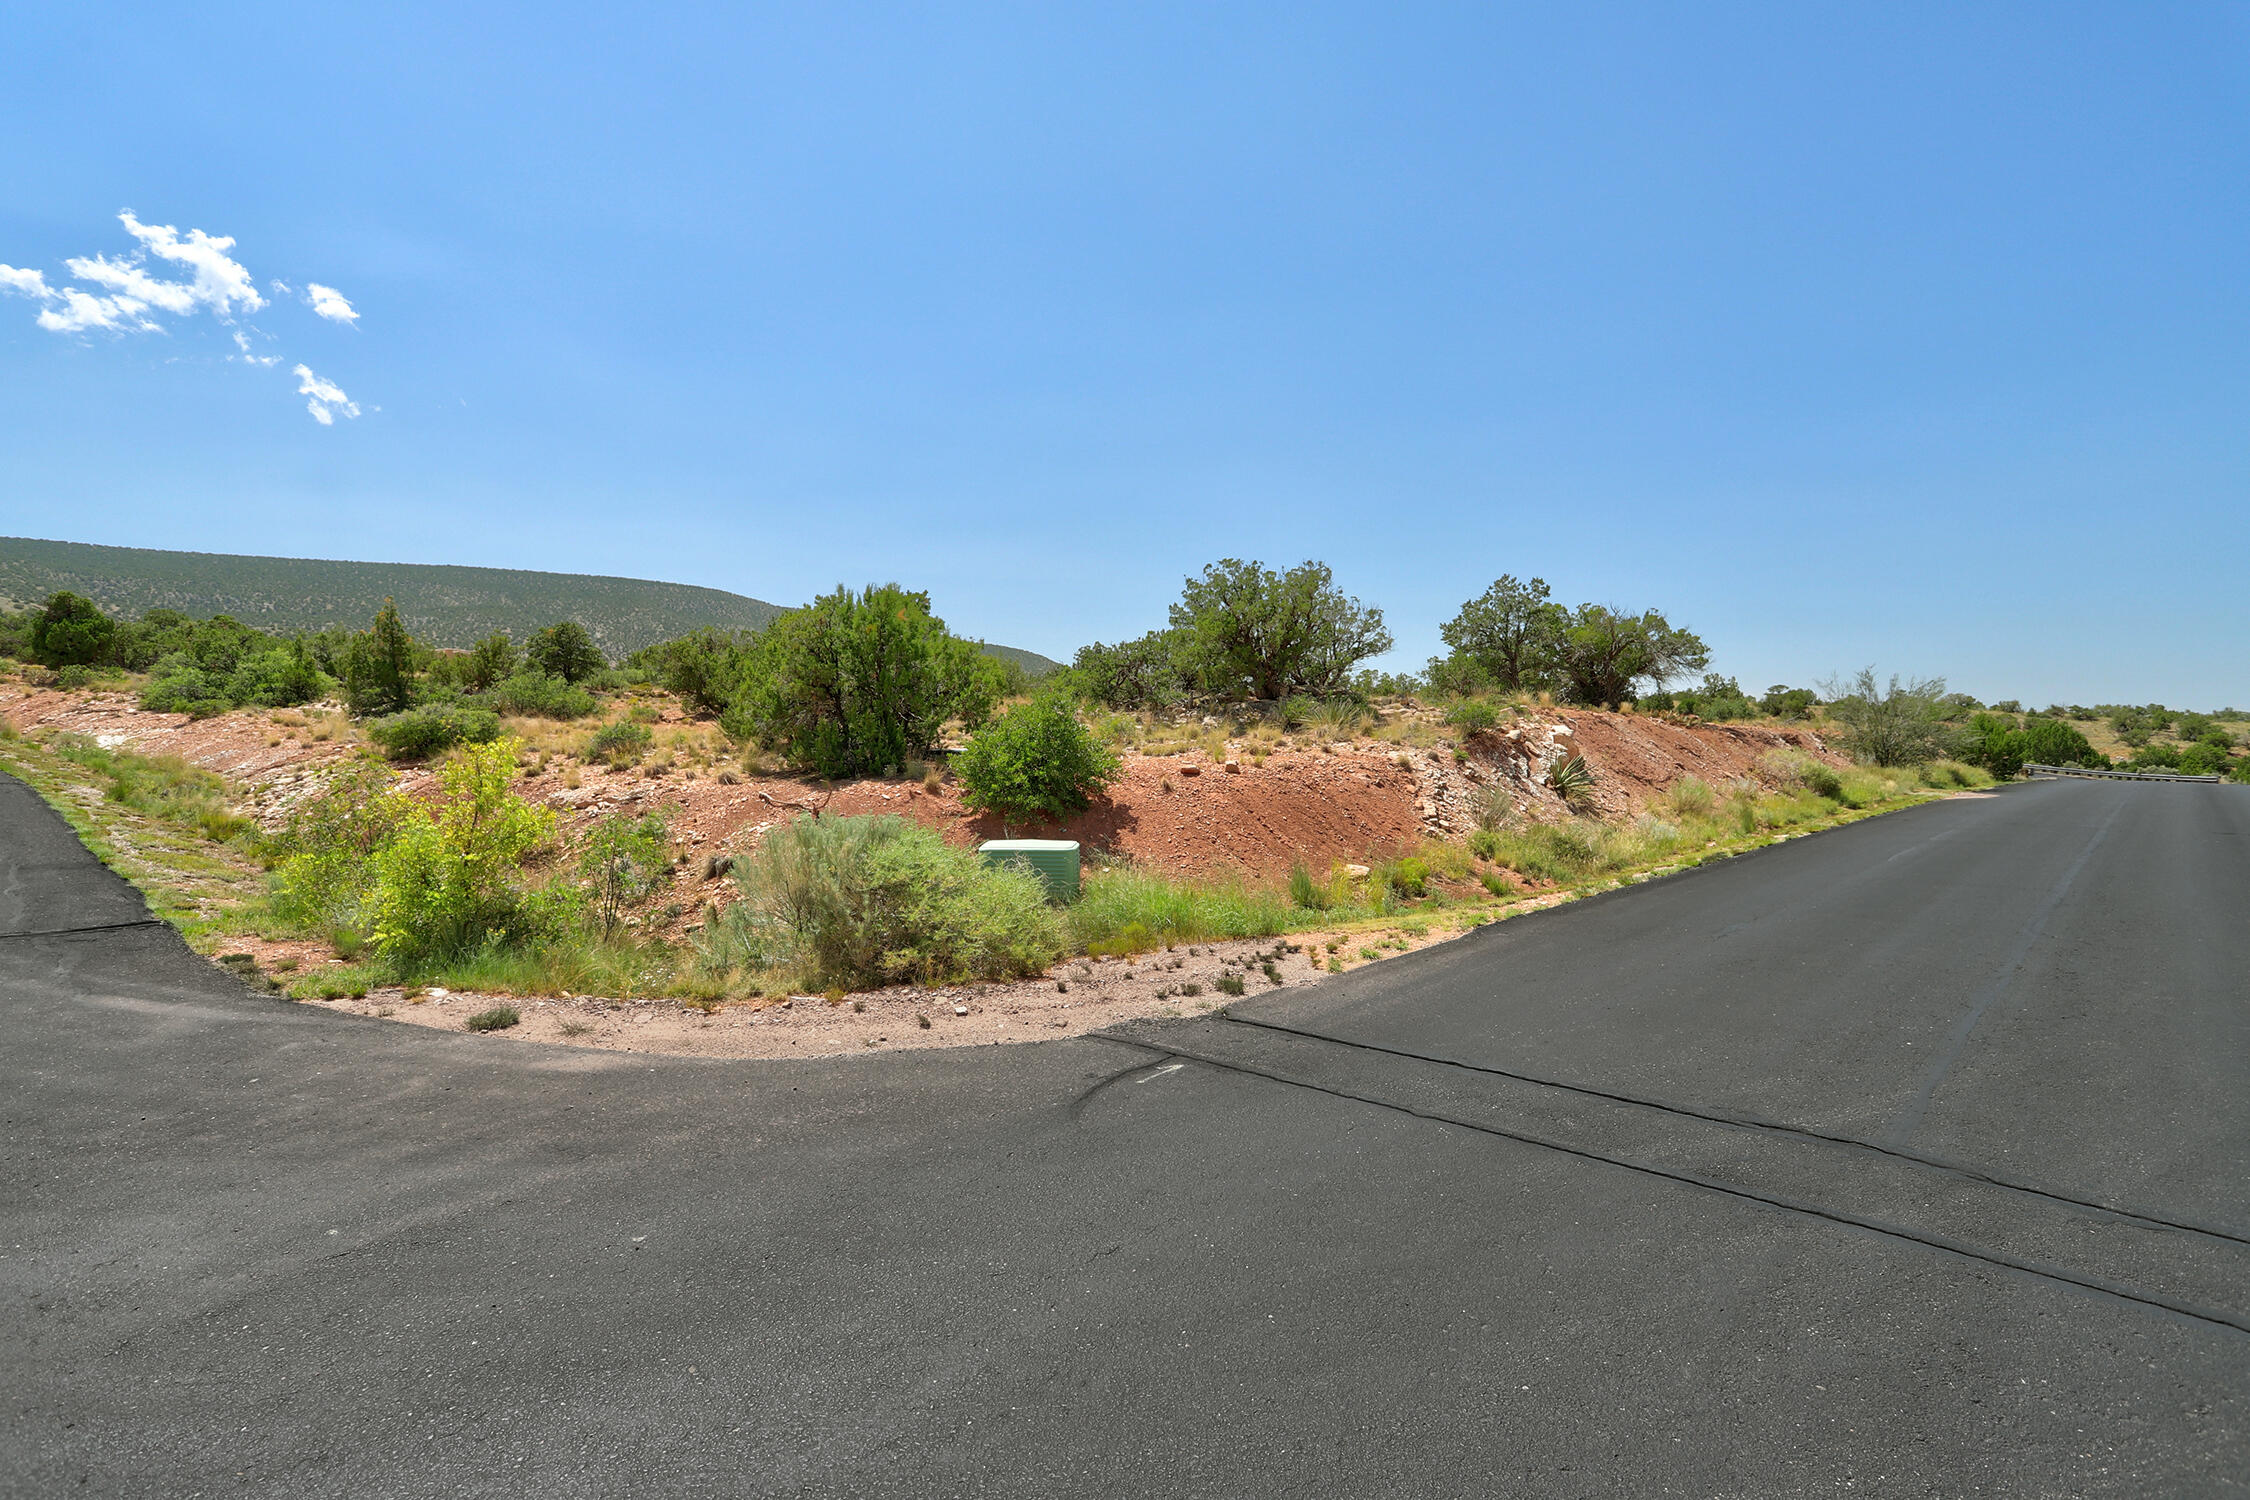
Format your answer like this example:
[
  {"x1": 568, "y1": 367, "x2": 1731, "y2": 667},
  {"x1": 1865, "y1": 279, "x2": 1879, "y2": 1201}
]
[
  {"x1": 1100, "y1": 1027, "x2": 2250, "y2": 1338},
  {"x1": 1211, "y1": 1011, "x2": 2250, "y2": 1250},
  {"x1": 0, "y1": 917, "x2": 167, "y2": 942}
]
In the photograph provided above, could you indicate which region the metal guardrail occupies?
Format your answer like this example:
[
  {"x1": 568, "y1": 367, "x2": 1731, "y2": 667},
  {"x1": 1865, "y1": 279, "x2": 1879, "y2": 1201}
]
[{"x1": 2024, "y1": 763, "x2": 2224, "y2": 783}]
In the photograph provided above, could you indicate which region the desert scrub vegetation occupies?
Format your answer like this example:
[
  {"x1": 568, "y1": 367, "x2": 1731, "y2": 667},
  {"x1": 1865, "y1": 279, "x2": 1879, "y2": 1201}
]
[
  {"x1": 699, "y1": 814, "x2": 1063, "y2": 990},
  {"x1": 954, "y1": 690, "x2": 1121, "y2": 827},
  {"x1": 1467, "y1": 757, "x2": 1989, "y2": 890},
  {"x1": 367, "y1": 704, "x2": 504, "y2": 760}
]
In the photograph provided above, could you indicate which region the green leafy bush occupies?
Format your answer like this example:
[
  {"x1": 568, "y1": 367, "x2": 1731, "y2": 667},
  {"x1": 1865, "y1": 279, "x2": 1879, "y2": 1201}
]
[
  {"x1": 138, "y1": 653, "x2": 233, "y2": 717},
  {"x1": 526, "y1": 621, "x2": 606, "y2": 684},
  {"x1": 464, "y1": 632, "x2": 520, "y2": 691},
  {"x1": 2178, "y1": 742, "x2": 2231, "y2": 776},
  {"x1": 482, "y1": 669, "x2": 598, "y2": 720},
  {"x1": 725, "y1": 814, "x2": 1062, "y2": 988},
  {"x1": 1170, "y1": 559, "x2": 1392, "y2": 701},
  {"x1": 580, "y1": 809, "x2": 674, "y2": 932},
  {"x1": 1069, "y1": 631, "x2": 1189, "y2": 710},
  {"x1": 365, "y1": 739, "x2": 564, "y2": 965},
  {"x1": 1821, "y1": 669, "x2": 1950, "y2": 766},
  {"x1": 954, "y1": 693, "x2": 1122, "y2": 826},
  {"x1": 1445, "y1": 699, "x2": 1499, "y2": 734},
  {"x1": 269, "y1": 758, "x2": 414, "y2": 932},
  {"x1": 634, "y1": 627, "x2": 761, "y2": 716},
  {"x1": 465, "y1": 1006, "x2": 521, "y2": 1032},
  {"x1": 29, "y1": 591, "x2": 115, "y2": 667},
  {"x1": 585, "y1": 719, "x2": 653, "y2": 765},
  {"x1": 2018, "y1": 716, "x2": 2104, "y2": 770},
  {"x1": 368, "y1": 705, "x2": 503, "y2": 761},
  {"x1": 731, "y1": 584, "x2": 1006, "y2": 778},
  {"x1": 1759, "y1": 685, "x2": 1820, "y2": 719}
]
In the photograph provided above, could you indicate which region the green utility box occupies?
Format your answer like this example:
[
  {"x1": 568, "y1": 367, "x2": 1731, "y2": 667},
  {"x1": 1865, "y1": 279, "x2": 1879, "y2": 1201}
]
[{"x1": 977, "y1": 839, "x2": 1081, "y2": 902}]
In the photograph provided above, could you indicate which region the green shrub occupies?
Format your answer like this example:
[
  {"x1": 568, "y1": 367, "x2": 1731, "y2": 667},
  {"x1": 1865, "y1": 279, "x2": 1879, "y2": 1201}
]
[
  {"x1": 1374, "y1": 855, "x2": 1430, "y2": 898},
  {"x1": 954, "y1": 692, "x2": 1122, "y2": 826},
  {"x1": 465, "y1": 1006, "x2": 520, "y2": 1032},
  {"x1": 368, "y1": 705, "x2": 503, "y2": 761},
  {"x1": 1761, "y1": 751, "x2": 1845, "y2": 801},
  {"x1": 482, "y1": 669, "x2": 598, "y2": 720},
  {"x1": 726, "y1": 814, "x2": 1062, "y2": 988},
  {"x1": 580, "y1": 809, "x2": 674, "y2": 932},
  {"x1": 1216, "y1": 973, "x2": 1247, "y2": 997},
  {"x1": 365, "y1": 739, "x2": 564, "y2": 965},
  {"x1": 1444, "y1": 698, "x2": 1499, "y2": 735},
  {"x1": 1467, "y1": 828, "x2": 1501, "y2": 860},
  {"x1": 1759, "y1": 685, "x2": 1819, "y2": 719},
  {"x1": 227, "y1": 646, "x2": 325, "y2": 708},
  {"x1": 29, "y1": 591, "x2": 115, "y2": 667},
  {"x1": 525, "y1": 621, "x2": 606, "y2": 684},
  {"x1": 1822, "y1": 669, "x2": 1949, "y2": 766},
  {"x1": 730, "y1": 585, "x2": 1006, "y2": 778},
  {"x1": 2018, "y1": 716, "x2": 2104, "y2": 770},
  {"x1": 585, "y1": 719, "x2": 653, "y2": 765},
  {"x1": 1288, "y1": 859, "x2": 1325, "y2": 909},
  {"x1": 139, "y1": 653, "x2": 233, "y2": 717},
  {"x1": 2179, "y1": 742, "x2": 2231, "y2": 776},
  {"x1": 268, "y1": 757, "x2": 413, "y2": 932}
]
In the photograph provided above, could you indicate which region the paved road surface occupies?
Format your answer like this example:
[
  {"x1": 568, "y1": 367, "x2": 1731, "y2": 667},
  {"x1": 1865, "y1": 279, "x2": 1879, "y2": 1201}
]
[{"x1": 4, "y1": 771, "x2": 2246, "y2": 1496}]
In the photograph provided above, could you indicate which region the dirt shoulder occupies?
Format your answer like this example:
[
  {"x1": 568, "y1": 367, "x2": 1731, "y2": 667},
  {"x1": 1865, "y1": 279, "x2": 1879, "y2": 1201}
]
[{"x1": 290, "y1": 909, "x2": 1568, "y2": 1060}]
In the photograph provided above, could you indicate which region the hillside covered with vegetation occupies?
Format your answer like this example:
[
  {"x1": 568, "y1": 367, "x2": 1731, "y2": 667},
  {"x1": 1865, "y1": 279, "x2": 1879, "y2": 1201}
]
[{"x1": 0, "y1": 536, "x2": 1060, "y2": 673}]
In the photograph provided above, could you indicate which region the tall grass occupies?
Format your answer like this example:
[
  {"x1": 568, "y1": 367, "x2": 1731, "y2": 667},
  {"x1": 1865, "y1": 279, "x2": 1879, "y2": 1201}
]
[
  {"x1": 1068, "y1": 868, "x2": 1294, "y2": 952},
  {"x1": 40, "y1": 733, "x2": 254, "y2": 841}
]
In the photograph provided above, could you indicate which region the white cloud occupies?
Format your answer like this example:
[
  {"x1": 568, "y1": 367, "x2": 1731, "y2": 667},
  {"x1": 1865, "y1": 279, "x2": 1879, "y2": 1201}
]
[
  {"x1": 294, "y1": 363, "x2": 359, "y2": 425},
  {"x1": 230, "y1": 329, "x2": 279, "y2": 367},
  {"x1": 8, "y1": 218, "x2": 370, "y2": 419},
  {"x1": 38, "y1": 288, "x2": 160, "y2": 334},
  {"x1": 0, "y1": 264, "x2": 55, "y2": 301},
  {"x1": 63, "y1": 253, "x2": 201, "y2": 316},
  {"x1": 117, "y1": 211, "x2": 264, "y2": 317},
  {"x1": 303, "y1": 282, "x2": 358, "y2": 324}
]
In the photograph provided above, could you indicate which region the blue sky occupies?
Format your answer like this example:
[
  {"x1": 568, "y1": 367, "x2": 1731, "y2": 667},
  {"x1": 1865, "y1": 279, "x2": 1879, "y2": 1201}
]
[{"x1": 3, "y1": 4, "x2": 2244, "y2": 706}]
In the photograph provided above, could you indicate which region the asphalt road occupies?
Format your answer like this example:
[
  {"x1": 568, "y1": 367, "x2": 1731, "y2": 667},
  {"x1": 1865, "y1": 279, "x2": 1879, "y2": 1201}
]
[{"x1": 4, "y1": 770, "x2": 2246, "y2": 1497}]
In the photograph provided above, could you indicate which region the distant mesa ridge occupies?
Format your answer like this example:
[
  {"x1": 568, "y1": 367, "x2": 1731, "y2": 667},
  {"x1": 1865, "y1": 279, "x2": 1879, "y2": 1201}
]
[{"x1": 0, "y1": 536, "x2": 1060, "y2": 673}]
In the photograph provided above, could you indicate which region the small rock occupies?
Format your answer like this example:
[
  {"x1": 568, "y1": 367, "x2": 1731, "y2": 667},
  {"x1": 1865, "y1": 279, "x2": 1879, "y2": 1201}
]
[
  {"x1": 954, "y1": 1004, "x2": 969, "y2": 1016},
  {"x1": 1179, "y1": 764, "x2": 1202, "y2": 777},
  {"x1": 1222, "y1": 760, "x2": 1241, "y2": 774},
  {"x1": 427, "y1": 987, "x2": 449, "y2": 998},
  {"x1": 1345, "y1": 864, "x2": 1370, "y2": 878}
]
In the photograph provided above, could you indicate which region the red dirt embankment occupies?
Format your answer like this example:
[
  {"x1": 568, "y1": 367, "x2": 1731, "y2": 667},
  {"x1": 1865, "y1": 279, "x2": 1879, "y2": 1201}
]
[{"x1": 1, "y1": 686, "x2": 1846, "y2": 883}]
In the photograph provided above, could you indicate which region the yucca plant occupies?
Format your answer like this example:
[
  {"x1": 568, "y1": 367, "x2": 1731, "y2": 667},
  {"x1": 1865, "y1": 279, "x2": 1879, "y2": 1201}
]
[{"x1": 1549, "y1": 753, "x2": 1597, "y2": 810}]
